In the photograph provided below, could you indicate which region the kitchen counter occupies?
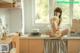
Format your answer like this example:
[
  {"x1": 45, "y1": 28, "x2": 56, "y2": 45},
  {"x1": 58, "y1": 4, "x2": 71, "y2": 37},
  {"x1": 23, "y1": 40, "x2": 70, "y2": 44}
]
[
  {"x1": 0, "y1": 38, "x2": 12, "y2": 44},
  {"x1": 20, "y1": 34, "x2": 80, "y2": 40},
  {"x1": 18, "y1": 34, "x2": 80, "y2": 53}
]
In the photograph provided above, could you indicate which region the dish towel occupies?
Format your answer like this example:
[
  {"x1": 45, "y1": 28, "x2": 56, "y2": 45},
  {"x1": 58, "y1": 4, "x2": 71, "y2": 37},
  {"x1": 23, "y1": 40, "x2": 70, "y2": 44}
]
[{"x1": 44, "y1": 39, "x2": 68, "y2": 53}]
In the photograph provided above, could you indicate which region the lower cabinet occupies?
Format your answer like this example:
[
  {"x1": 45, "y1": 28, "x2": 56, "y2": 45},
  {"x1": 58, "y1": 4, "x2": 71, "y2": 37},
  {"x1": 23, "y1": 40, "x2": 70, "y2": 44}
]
[
  {"x1": 68, "y1": 40, "x2": 80, "y2": 53},
  {"x1": 18, "y1": 38, "x2": 80, "y2": 53},
  {"x1": 29, "y1": 39, "x2": 44, "y2": 53},
  {"x1": 19, "y1": 39, "x2": 29, "y2": 53},
  {"x1": 19, "y1": 38, "x2": 44, "y2": 53}
]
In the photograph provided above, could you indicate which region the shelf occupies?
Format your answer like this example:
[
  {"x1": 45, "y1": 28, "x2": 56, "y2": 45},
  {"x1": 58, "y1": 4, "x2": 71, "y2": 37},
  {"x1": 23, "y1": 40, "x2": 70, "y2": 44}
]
[
  {"x1": 0, "y1": 2, "x2": 14, "y2": 8},
  {"x1": 0, "y1": 2, "x2": 21, "y2": 9}
]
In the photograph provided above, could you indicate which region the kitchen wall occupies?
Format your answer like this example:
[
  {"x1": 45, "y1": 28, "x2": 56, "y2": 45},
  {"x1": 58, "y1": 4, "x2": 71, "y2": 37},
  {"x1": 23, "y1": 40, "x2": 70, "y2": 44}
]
[
  {"x1": 0, "y1": 9, "x2": 10, "y2": 32},
  {"x1": 8, "y1": 9, "x2": 22, "y2": 33},
  {"x1": 23, "y1": 0, "x2": 33, "y2": 34},
  {"x1": 0, "y1": 8, "x2": 22, "y2": 33}
]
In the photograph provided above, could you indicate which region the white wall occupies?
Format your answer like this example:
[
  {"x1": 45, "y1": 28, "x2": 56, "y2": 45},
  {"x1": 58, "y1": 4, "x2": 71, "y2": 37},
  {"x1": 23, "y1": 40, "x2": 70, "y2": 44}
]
[
  {"x1": 8, "y1": 9, "x2": 22, "y2": 33},
  {"x1": 0, "y1": 8, "x2": 22, "y2": 33},
  {"x1": 0, "y1": 0, "x2": 22, "y2": 33},
  {"x1": 23, "y1": 0, "x2": 33, "y2": 34}
]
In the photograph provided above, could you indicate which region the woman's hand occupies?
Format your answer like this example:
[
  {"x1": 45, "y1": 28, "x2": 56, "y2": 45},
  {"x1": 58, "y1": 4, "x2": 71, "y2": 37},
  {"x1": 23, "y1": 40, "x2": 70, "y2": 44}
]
[
  {"x1": 62, "y1": 29, "x2": 69, "y2": 35},
  {"x1": 54, "y1": 30, "x2": 62, "y2": 37},
  {"x1": 49, "y1": 29, "x2": 62, "y2": 38}
]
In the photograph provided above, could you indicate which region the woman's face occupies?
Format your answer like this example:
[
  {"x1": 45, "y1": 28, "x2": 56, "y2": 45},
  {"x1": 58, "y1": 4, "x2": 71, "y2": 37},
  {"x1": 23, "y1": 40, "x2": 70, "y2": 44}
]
[{"x1": 54, "y1": 12, "x2": 60, "y2": 17}]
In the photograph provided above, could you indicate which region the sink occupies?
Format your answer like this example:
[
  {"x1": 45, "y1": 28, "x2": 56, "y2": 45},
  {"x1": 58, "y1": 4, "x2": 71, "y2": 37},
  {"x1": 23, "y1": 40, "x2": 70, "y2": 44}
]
[{"x1": 70, "y1": 32, "x2": 80, "y2": 37}]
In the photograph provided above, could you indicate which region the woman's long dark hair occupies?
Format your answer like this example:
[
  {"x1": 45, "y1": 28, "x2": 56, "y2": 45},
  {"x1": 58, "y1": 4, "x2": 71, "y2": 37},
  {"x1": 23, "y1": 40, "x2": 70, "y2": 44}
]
[{"x1": 54, "y1": 7, "x2": 62, "y2": 25}]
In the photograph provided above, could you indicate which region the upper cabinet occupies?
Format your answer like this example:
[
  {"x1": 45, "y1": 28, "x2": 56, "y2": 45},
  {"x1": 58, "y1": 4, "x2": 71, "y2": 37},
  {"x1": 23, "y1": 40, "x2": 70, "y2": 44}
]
[{"x1": 0, "y1": 0, "x2": 21, "y2": 8}]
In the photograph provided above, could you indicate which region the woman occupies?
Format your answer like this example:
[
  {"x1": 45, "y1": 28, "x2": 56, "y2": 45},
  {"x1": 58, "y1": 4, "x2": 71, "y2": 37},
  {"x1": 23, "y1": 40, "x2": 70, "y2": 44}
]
[
  {"x1": 44, "y1": 7, "x2": 69, "y2": 53},
  {"x1": 50, "y1": 7, "x2": 68, "y2": 37}
]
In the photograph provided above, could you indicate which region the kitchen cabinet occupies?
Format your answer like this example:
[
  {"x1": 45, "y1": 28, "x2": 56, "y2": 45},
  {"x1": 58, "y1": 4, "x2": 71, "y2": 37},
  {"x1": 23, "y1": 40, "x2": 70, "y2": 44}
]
[
  {"x1": 17, "y1": 37, "x2": 80, "y2": 53},
  {"x1": 68, "y1": 40, "x2": 80, "y2": 53},
  {"x1": 18, "y1": 38, "x2": 44, "y2": 53},
  {"x1": 13, "y1": 36, "x2": 19, "y2": 53},
  {"x1": 29, "y1": 39, "x2": 44, "y2": 53},
  {"x1": 19, "y1": 39, "x2": 29, "y2": 53}
]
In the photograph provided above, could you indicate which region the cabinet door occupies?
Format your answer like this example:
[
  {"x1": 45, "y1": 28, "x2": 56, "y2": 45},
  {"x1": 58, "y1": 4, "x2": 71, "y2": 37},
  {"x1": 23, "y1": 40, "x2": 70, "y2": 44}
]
[
  {"x1": 68, "y1": 40, "x2": 80, "y2": 53},
  {"x1": 15, "y1": 36, "x2": 19, "y2": 53},
  {"x1": 19, "y1": 39, "x2": 29, "y2": 53},
  {"x1": 29, "y1": 39, "x2": 44, "y2": 53}
]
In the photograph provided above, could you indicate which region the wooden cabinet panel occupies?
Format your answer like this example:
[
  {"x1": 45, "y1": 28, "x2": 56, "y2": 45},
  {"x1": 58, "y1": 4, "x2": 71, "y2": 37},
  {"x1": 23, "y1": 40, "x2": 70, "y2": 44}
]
[
  {"x1": 17, "y1": 38, "x2": 44, "y2": 53},
  {"x1": 68, "y1": 40, "x2": 80, "y2": 53},
  {"x1": 14, "y1": 36, "x2": 19, "y2": 53},
  {"x1": 29, "y1": 39, "x2": 44, "y2": 53},
  {"x1": 19, "y1": 39, "x2": 29, "y2": 53}
]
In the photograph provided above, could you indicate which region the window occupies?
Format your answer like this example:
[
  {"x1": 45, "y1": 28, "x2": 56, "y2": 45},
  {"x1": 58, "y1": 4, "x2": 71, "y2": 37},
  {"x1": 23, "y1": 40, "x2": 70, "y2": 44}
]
[
  {"x1": 35, "y1": 0, "x2": 49, "y2": 23},
  {"x1": 34, "y1": 0, "x2": 80, "y2": 24},
  {"x1": 34, "y1": 0, "x2": 71, "y2": 24}
]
